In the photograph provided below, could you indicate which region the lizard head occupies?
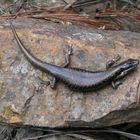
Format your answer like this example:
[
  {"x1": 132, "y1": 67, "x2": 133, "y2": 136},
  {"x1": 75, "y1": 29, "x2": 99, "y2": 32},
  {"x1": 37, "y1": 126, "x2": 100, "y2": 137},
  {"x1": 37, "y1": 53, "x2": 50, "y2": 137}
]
[{"x1": 120, "y1": 59, "x2": 139, "y2": 70}]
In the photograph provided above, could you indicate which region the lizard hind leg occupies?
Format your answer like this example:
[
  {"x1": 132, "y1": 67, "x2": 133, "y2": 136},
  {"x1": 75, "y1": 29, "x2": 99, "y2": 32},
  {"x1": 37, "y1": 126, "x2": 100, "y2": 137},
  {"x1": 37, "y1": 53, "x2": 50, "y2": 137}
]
[
  {"x1": 49, "y1": 45, "x2": 73, "y2": 89},
  {"x1": 62, "y1": 45, "x2": 73, "y2": 68},
  {"x1": 40, "y1": 45, "x2": 73, "y2": 89}
]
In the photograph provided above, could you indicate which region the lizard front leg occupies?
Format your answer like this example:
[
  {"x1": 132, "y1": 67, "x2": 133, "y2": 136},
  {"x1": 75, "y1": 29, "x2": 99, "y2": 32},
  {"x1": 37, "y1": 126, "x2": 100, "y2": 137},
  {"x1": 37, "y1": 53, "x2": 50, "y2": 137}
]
[{"x1": 106, "y1": 54, "x2": 121, "y2": 69}]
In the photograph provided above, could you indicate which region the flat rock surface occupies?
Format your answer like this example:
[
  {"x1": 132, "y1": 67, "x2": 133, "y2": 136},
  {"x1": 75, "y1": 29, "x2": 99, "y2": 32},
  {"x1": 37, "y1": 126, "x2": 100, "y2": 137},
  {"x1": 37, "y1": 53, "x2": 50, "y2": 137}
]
[{"x1": 0, "y1": 18, "x2": 140, "y2": 127}]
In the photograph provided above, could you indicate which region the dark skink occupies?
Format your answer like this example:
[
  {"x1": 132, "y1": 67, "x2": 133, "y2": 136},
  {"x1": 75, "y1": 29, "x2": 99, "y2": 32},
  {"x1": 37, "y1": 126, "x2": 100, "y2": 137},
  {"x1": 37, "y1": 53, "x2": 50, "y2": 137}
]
[{"x1": 10, "y1": 22, "x2": 139, "y2": 92}]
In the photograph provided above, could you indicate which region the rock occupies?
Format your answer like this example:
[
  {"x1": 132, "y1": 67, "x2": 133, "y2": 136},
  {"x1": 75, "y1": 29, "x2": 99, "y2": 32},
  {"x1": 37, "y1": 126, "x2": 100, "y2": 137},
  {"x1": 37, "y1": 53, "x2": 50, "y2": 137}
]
[{"x1": 0, "y1": 18, "x2": 140, "y2": 128}]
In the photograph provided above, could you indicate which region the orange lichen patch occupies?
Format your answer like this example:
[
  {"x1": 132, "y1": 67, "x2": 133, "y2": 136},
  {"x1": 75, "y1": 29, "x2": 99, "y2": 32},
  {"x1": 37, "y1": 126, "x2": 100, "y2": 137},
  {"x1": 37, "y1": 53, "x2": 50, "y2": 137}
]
[
  {"x1": 0, "y1": 81, "x2": 4, "y2": 98},
  {"x1": 3, "y1": 106, "x2": 23, "y2": 124},
  {"x1": 10, "y1": 116, "x2": 23, "y2": 124}
]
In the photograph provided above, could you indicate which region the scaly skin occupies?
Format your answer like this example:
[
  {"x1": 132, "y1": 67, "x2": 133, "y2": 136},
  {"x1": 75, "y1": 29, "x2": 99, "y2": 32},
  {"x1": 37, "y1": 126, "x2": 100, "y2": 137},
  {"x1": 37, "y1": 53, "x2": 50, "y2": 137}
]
[{"x1": 9, "y1": 21, "x2": 139, "y2": 92}]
